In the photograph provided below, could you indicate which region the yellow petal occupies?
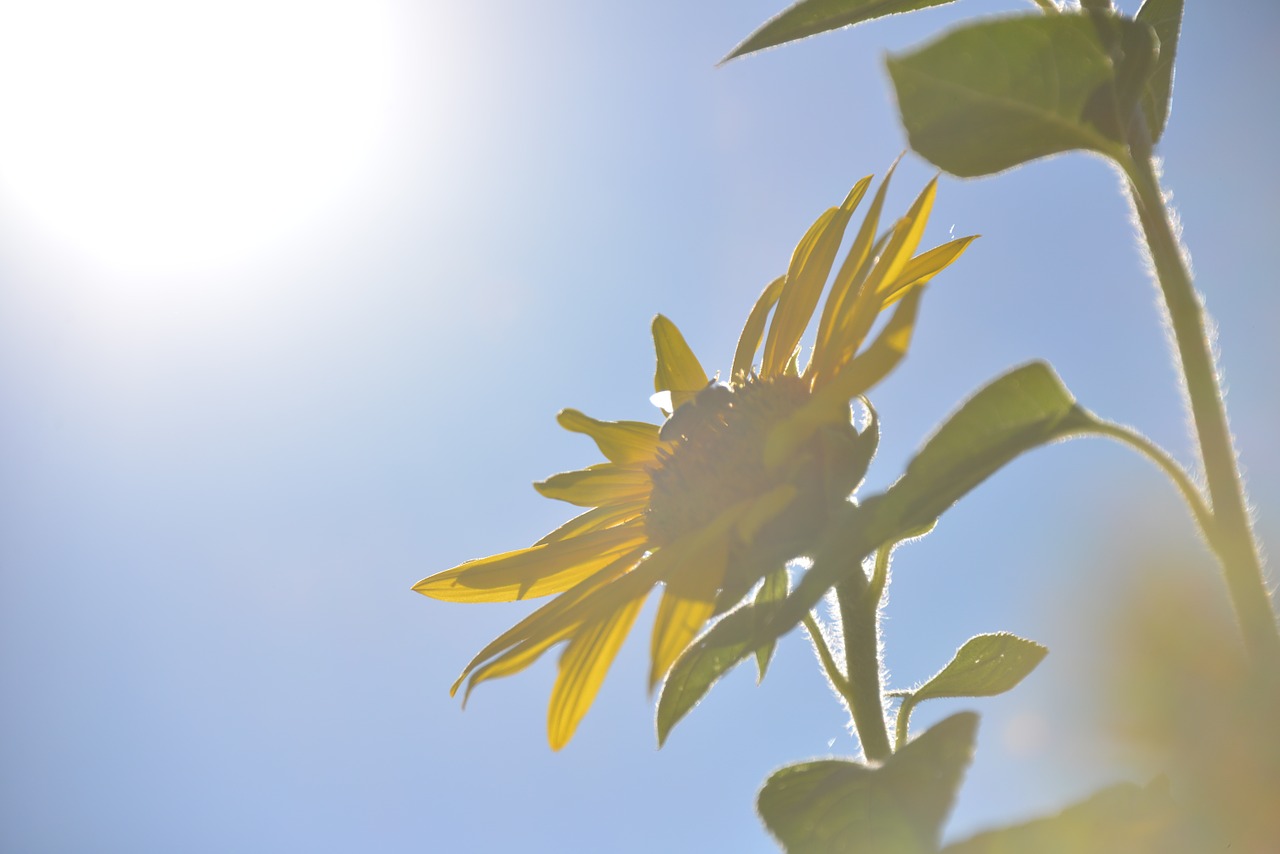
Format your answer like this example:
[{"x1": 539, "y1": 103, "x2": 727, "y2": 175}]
[
  {"x1": 648, "y1": 530, "x2": 729, "y2": 690},
  {"x1": 812, "y1": 167, "x2": 896, "y2": 378},
  {"x1": 652, "y1": 315, "x2": 709, "y2": 409},
  {"x1": 730, "y1": 274, "x2": 785, "y2": 381},
  {"x1": 878, "y1": 235, "x2": 978, "y2": 308},
  {"x1": 534, "y1": 500, "x2": 648, "y2": 546},
  {"x1": 556, "y1": 409, "x2": 661, "y2": 464},
  {"x1": 761, "y1": 184, "x2": 863, "y2": 378},
  {"x1": 452, "y1": 548, "x2": 644, "y2": 702},
  {"x1": 413, "y1": 523, "x2": 647, "y2": 602},
  {"x1": 463, "y1": 622, "x2": 577, "y2": 705},
  {"x1": 547, "y1": 591, "x2": 647, "y2": 750},
  {"x1": 767, "y1": 289, "x2": 923, "y2": 469},
  {"x1": 831, "y1": 178, "x2": 936, "y2": 361},
  {"x1": 534, "y1": 462, "x2": 653, "y2": 507}
]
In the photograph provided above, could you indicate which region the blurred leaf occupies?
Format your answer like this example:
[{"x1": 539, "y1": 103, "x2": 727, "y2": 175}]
[
  {"x1": 942, "y1": 780, "x2": 1181, "y2": 853},
  {"x1": 758, "y1": 712, "x2": 978, "y2": 853},
  {"x1": 886, "y1": 13, "x2": 1156, "y2": 176},
  {"x1": 660, "y1": 363, "x2": 1101, "y2": 742},
  {"x1": 753, "y1": 568, "x2": 790, "y2": 681},
  {"x1": 1135, "y1": 0, "x2": 1183, "y2": 142},
  {"x1": 724, "y1": 0, "x2": 957, "y2": 63},
  {"x1": 897, "y1": 633, "x2": 1047, "y2": 740}
]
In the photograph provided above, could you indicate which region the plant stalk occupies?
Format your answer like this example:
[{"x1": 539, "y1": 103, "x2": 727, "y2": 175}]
[
  {"x1": 1120, "y1": 141, "x2": 1280, "y2": 670},
  {"x1": 835, "y1": 550, "x2": 892, "y2": 762}
]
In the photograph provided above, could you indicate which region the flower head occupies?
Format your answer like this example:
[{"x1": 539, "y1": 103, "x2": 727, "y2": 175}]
[{"x1": 414, "y1": 168, "x2": 975, "y2": 749}]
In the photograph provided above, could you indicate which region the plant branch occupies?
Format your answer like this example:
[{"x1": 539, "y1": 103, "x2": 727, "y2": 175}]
[
  {"x1": 802, "y1": 613, "x2": 850, "y2": 696},
  {"x1": 1090, "y1": 419, "x2": 1216, "y2": 547},
  {"x1": 835, "y1": 547, "x2": 892, "y2": 762},
  {"x1": 1119, "y1": 136, "x2": 1280, "y2": 670}
]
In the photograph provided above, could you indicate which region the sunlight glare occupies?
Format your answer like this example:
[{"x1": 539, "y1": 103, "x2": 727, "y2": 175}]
[{"x1": 0, "y1": 0, "x2": 396, "y2": 276}]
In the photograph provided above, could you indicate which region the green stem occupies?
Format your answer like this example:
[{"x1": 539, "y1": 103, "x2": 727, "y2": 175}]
[
  {"x1": 1090, "y1": 420, "x2": 1215, "y2": 547},
  {"x1": 802, "y1": 613, "x2": 851, "y2": 696},
  {"x1": 1120, "y1": 143, "x2": 1280, "y2": 670},
  {"x1": 835, "y1": 548, "x2": 892, "y2": 762},
  {"x1": 893, "y1": 695, "x2": 916, "y2": 752}
]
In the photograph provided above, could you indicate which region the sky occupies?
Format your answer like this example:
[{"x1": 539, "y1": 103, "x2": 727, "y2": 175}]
[{"x1": 1, "y1": 1, "x2": 1277, "y2": 851}]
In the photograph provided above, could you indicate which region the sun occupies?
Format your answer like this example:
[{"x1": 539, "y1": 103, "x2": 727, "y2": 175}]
[{"x1": 0, "y1": 0, "x2": 396, "y2": 276}]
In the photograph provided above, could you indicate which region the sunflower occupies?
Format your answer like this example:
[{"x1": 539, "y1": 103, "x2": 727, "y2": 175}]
[{"x1": 414, "y1": 167, "x2": 975, "y2": 749}]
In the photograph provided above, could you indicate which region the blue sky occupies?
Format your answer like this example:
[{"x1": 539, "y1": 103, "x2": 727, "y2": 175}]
[{"x1": 1, "y1": 1, "x2": 1277, "y2": 850}]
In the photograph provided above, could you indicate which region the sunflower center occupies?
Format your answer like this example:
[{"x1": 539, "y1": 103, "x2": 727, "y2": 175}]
[{"x1": 644, "y1": 375, "x2": 862, "y2": 552}]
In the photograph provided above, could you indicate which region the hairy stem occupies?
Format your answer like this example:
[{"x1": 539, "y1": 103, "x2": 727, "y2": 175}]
[
  {"x1": 835, "y1": 547, "x2": 892, "y2": 762},
  {"x1": 1090, "y1": 420, "x2": 1215, "y2": 546},
  {"x1": 1120, "y1": 143, "x2": 1280, "y2": 670},
  {"x1": 802, "y1": 613, "x2": 850, "y2": 696}
]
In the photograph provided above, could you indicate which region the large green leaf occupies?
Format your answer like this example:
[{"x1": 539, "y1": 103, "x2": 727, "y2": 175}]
[
  {"x1": 872, "y1": 361, "x2": 1097, "y2": 534},
  {"x1": 895, "y1": 633, "x2": 1047, "y2": 743},
  {"x1": 758, "y1": 712, "x2": 978, "y2": 853},
  {"x1": 942, "y1": 780, "x2": 1181, "y2": 853},
  {"x1": 724, "y1": 0, "x2": 958, "y2": 63},
  {"x1": 1135, "y1": 0, "x2": 1183, "y2": 143},
  {"x1": 886, "y1": 13, "x2": 1157, "y2": 177},
  {"x1": 658, "y1": 362, "x2": 1098, "y2": 743}
]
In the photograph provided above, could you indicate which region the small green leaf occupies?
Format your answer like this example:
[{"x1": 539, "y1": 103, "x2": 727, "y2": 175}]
[
  {"x1": 758, "y1": 712, "x2": 979, "y2": 853},
  {"x1": 897, "y1": 633, "x2": 1047, "y2": 743},
  {"x1": 911, "y1": 633, "x2": 1048, "y2": 703},
  {"x1": 724, "y1": 0, "x2": 958, "y2": 63},
  {"x1": 942, "y1": 779, "x2": 1179, "y2": 853},
  {"x1": 1135, "y1": 0, "x2": 1183, "y2": 142},
  {"x1": 886, "y1": 13, "x2": 1155, "y2": 176}
]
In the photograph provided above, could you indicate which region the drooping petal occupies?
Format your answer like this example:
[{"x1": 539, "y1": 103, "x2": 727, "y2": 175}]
[
  {"x1": 556, "y1": 409, "x2": 661, "y2": 464},
  {"x1": 534, "y1": 462, "x2": 653, "y2": 507},
  {"x1": 534, "y1": 500, "x2": 648, "y2": 546},
  {"x1": 652, "y1": 315, "x2": 709, "y2": 410},
  {"x1": 452, "y1": 547, "x2": 645, "y2": 701},
  {"x1": 413, "y1": 524, "x2": 648, "y2": 602},
  {"x1": 812, "y1": 166, "x2": 897, "y2": 378},
  {"x1": 761, "y1": 183, "x2": 864, "y2": 378},
  {"x1": 648, "y1": 530, "x2": 729, "y2": 691},
  {"x1": 878, "y1": 235, "x2": 978, "y2": 308},
  {"x1": 547, "y1": 591, "x2": 647, "y2": 751},
  {"x1": 731, "y1": 274, "x2": 785, "y2": 381}
]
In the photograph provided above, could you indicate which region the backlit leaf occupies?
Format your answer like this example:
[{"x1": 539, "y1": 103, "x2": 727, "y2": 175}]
[
  {"x1": 1135, "y1": 0, "x2": 1183, "y2": 142},
  {"x1": 725, "y1": 0, "x2": 958, "y2": 63},
  {"x1": 758, "y1": 712, "x2": 978, "y2": 853},
  {"x1": 896, "y1": 633, "x2": 1047, "y2": 741},
  {"x1": 886, "y1": 13, "x2": 1156, "y2": 176}
]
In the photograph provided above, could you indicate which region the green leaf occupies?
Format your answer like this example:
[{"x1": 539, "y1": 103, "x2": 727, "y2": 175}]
[
  {"x1": 1135, "y1": 0, "x2": 1183, "y2": 142},
  {"x1": 886, "y1": 13, "x2": 1156, "y2": 177},
  {"x1": 874, "y1": 361, "x2": 1097, "y2": 534},
  {"x1": 724, "y1": 0, "x2": 958, "y2": 63},
  {"x1": 909, "y1": 633, "x2": 1048, "y2": 703},
  {"x1": 897, "y1": 633, "x2": 1047, "y2": 742},
  {"x1": 753, "y1": 568, "x2": 791, "y2": 681},
  {"x1": 656, "y1": 596, "x2": 778, "y2": 747},
  {"x1": 942, "y1": 779, "x2": 1180, "y2": 853},
  {"x1": 758, "y1": 712, "x2": 978, "y2": 853}
]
